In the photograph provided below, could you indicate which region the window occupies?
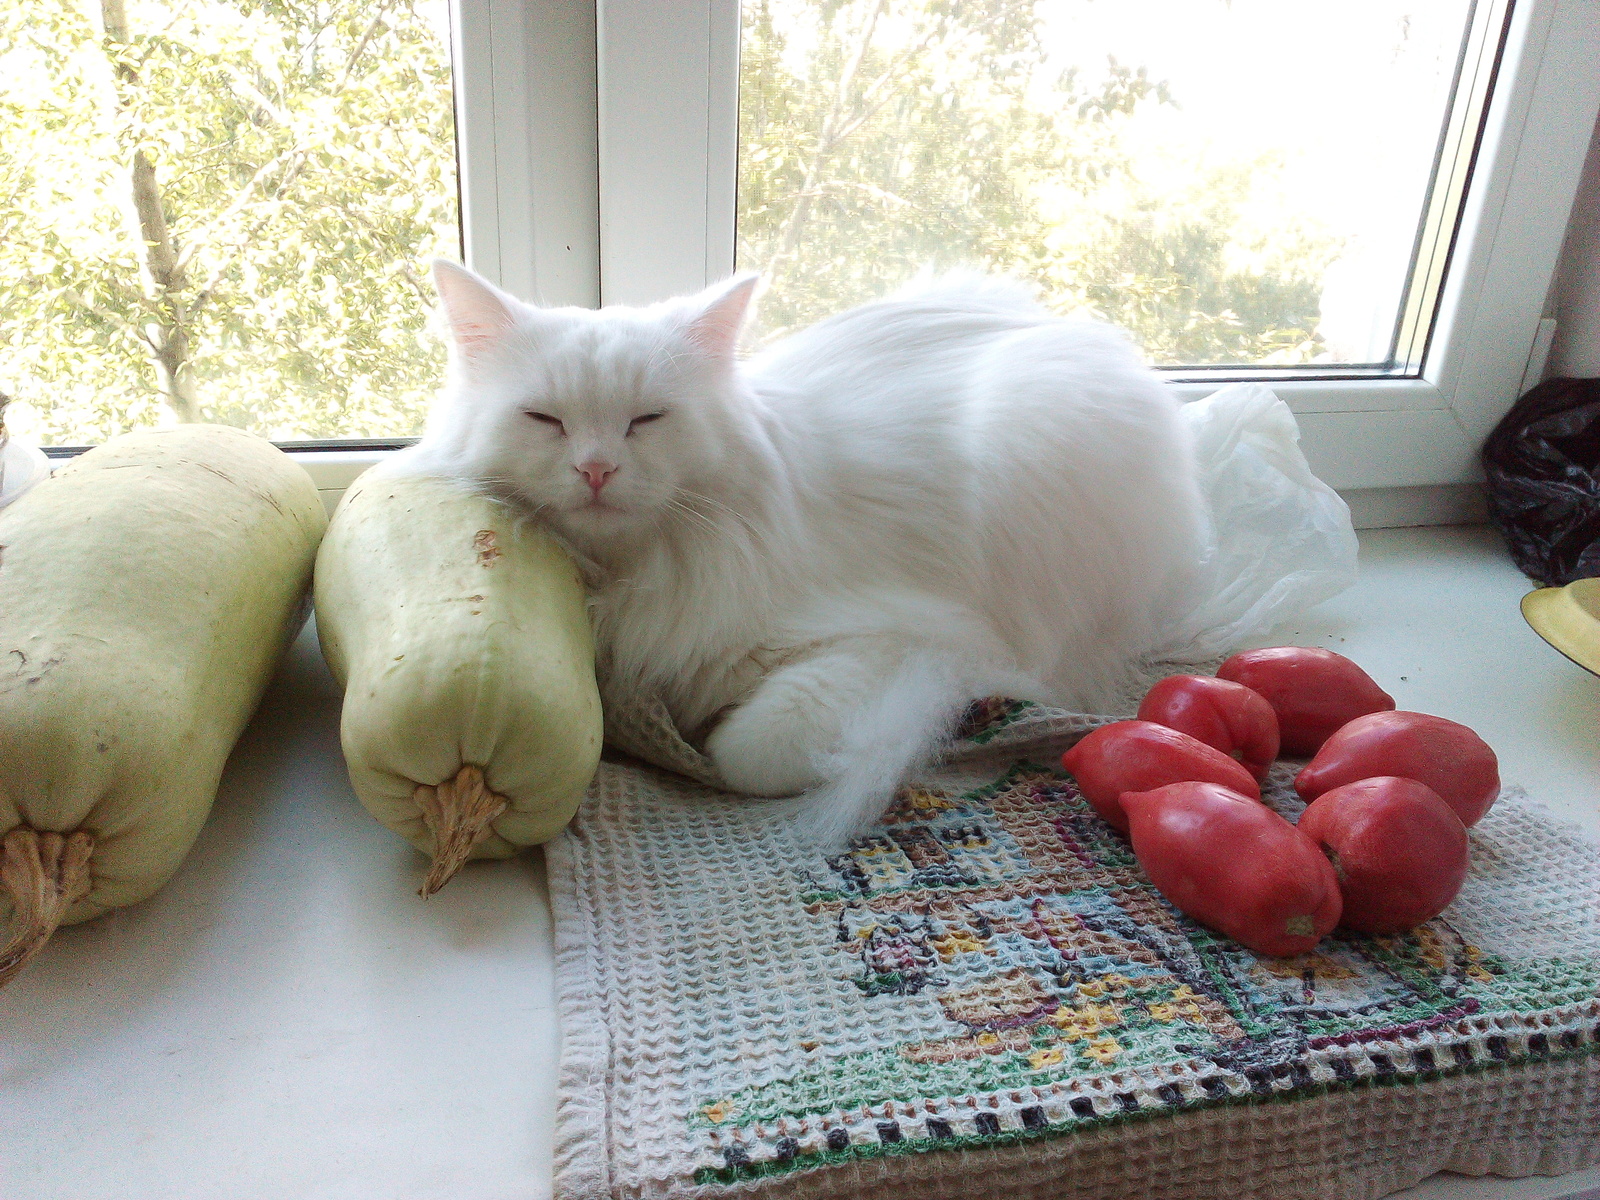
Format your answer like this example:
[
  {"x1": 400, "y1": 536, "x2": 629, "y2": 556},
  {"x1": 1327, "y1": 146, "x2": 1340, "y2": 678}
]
[
  {"x1": 7, "y1": 0, "x2": 1599, "y2": 503},
  {"x1": 733, "y1": 0, "x2": 1492, "y2": 373},
  {"x1": 1, "y1": 0, "x2": 459, "y2": 448},
  {"x1": 600, "y1": 0, "x2": 1600, "y2": 494}
]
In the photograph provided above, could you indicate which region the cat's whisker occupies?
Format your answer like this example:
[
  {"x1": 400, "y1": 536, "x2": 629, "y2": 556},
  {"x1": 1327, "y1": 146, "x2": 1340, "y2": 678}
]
[
  {"x1": 664, "y1": 501, "x2": 774, "y2": 590},
  {"x1": 661, "y1": 495, "x2": 724, "y2": 541},
  {"x1": 644, "y1": 341, "x2": 683, "y2": 374},
  {"x1": 672, "y1": 487, "x2": 769, "y2": 546},
  {"x1": 667, "y1": 492, "x2": 777, "y2": 575}
]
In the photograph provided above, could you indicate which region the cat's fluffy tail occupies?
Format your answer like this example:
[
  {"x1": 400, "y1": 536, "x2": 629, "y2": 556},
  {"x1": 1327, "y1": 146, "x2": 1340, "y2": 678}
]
[{"x1": 786, "y1": 650, "x2": 986, "y2": 848}]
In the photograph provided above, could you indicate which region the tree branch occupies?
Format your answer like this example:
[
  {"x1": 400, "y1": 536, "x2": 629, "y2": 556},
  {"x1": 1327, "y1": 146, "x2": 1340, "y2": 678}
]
[
  {"x1": 173, "y1": 147, "x2": 296, "y2": 276},
  {"x1": 178, "y1": 4, "x2": 391, "y2": 298},
  {"x1": 396, "y1": 260, "x2": 434, "y2": 306},
  {"x1": 766, "y1": 0, "x2": 889, "y2": 286},
  {"x1": 189, "y1": 152, "x2": 311, "y2": 316},
  {"x1": 218, "y1": 63, "x2": 293, "y2": 127},
  {"x1": 99, "y1": 0, "x2": 200, "y2": 422},
  {"x1": 336, "y1": 0, "x2": 398, "y2": 95},
  {"x1": 128, "y1": 148, "x2": 184, "y2": 298}
]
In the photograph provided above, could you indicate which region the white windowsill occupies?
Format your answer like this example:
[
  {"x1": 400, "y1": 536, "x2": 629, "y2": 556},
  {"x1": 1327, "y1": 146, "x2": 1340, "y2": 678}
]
[{"x1": 2, "y1": 524, "x2": 1597, "y2": 1197}]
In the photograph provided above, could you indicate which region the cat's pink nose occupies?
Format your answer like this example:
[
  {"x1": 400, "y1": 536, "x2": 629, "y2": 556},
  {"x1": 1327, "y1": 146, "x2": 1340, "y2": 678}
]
[{"x1": 577, "y1": 461, "x2": 618, "y2": 493}]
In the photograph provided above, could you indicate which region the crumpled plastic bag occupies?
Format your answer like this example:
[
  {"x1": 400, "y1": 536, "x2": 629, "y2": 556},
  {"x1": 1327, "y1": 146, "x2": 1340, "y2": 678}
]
[
  {"x1": 1481, "y1": 377, "x2": 1600, "y2": 587},
  {"x1": 1164, "y1": 382, "x2": 1359, "y2": 659},
  {"x1": 0, "y1": 402, "x2": 50, "y2": 511}
]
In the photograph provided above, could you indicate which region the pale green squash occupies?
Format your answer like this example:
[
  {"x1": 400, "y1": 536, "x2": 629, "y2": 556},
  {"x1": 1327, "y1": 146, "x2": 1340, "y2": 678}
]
[
  {"x1": 313, "y1": 464, "x2": 601, "y2": 895},
  {"x1": 0, "y1": 426, "x2": 327, "y2": 985}
]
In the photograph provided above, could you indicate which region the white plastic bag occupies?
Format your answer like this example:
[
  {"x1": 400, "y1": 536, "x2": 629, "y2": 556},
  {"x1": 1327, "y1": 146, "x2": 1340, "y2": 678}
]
[
  {"x1": 1165, "y1": 382, "x2": 1359, "y2": 659},
  {"x1": 0, "y1": 424, "x2": 51, "y2": 511}
]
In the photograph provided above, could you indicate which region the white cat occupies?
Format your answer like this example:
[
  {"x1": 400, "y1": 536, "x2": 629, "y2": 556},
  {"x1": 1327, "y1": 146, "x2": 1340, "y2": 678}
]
[{"x1": 410, "y1": 261, "x2": 1209, "y2": 844}]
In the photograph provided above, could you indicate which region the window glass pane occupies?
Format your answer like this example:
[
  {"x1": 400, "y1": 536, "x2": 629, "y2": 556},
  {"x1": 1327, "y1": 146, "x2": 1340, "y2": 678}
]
[
  {"x1": 1, "y1": 0, "x2": 458, "y2": 447},
  {"x1": 736, "y1": 0, "x2": 1480, "y2": 369}
]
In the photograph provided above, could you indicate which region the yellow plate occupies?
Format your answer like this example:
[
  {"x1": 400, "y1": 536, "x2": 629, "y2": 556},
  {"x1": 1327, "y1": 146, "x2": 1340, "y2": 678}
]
[{"x1": 1522, "y1": 577, "x2": 1600, "y2": 677}]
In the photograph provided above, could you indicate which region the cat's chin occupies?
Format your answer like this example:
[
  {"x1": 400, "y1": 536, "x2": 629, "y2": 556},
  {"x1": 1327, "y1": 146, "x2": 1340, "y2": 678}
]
[
  {"x1": 556, "y1": 498, "x2": 639, "y2": 537},
  {"x1": 577, "y1": 496, "x2": 625, "y2": 513}
]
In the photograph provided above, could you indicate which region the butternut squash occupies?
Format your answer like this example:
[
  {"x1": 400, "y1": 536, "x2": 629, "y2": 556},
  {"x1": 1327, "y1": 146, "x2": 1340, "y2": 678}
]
[
  {"x1": 313, "y1": 464, "x2": 601, "y2": 895},
  {"x1": 0, "y1": 426, "x2": 326, "y2": 985}
]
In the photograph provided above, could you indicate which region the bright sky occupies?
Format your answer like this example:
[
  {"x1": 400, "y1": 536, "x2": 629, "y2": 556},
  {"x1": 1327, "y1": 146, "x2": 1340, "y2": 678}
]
[{"x1": 1033, "y1": 0, "x2": 1472, "y2": 359}]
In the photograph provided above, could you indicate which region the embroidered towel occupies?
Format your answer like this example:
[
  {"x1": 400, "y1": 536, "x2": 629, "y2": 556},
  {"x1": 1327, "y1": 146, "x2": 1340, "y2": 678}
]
[{"x1": 549, "y1": 701, "x2": 1600, "y2": 1199}]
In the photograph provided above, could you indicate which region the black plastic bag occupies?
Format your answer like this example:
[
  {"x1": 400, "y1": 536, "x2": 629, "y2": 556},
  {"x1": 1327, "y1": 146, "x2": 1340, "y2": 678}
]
[{"x1": 1483, "y1": 377, "x2": 1600, "y2": 587}]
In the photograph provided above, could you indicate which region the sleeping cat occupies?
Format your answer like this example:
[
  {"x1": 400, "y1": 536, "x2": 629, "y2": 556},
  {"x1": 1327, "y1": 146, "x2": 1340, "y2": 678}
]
[{"x1": 409, "y1": 260, "x2": 1209, "y2": 844}]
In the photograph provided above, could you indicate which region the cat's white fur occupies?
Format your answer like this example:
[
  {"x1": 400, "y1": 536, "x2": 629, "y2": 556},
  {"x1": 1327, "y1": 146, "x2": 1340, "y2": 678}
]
[{"x1": 411, "y1": 260, "x2": 1207, "y2": 844}]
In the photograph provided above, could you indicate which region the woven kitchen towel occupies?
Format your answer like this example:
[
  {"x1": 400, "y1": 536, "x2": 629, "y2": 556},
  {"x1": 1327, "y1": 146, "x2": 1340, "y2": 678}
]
[{"x1": 548, "y1": 700, "x2": 1600, "y2": 1200}]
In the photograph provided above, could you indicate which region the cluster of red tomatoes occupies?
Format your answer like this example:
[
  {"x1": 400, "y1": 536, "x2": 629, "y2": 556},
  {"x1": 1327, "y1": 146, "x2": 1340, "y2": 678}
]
[{"x1": 1060, "y1": 647, "x2": 1497, "y2": 957}]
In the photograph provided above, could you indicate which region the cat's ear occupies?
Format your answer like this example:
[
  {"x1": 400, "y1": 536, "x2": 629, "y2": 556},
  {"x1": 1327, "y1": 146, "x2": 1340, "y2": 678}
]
[
  {"x1": 681, "y1": 273, "x2": 759, "y2": 359},
  {"x1": 432, "y1": 259, "x2": 519, "y2": 355}
]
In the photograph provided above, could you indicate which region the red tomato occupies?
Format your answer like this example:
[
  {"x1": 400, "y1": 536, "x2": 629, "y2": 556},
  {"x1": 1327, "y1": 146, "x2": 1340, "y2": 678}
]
[
  {"x1": 1061, "y1": 720, "x2": 1261, "y2": 832},
  {"x1": 1295, "y1": 710, "x2": 1500, "y2": 827},
  {"x1": 1137, "y1": 674, "x2": 1280, "y2": 781},
  {"x1": 1296, "y1": 776, "x2": 1470, "y2": 935},
  {"x1": 1217, "y1": 647, "x2": 1394, "y2": 756},
  {"x1": 1122, "y1": 781, "x2": 1341, "y2": 956}
]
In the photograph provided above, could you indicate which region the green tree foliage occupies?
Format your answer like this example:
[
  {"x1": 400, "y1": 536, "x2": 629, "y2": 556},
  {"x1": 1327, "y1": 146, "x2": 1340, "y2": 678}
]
[
  {"x1": 3, "y1": 0, "x2": 1338, "y2": 448},
  {"x1": 0, "y1": 0, "x2": 456, "y2": 445},
  {"x1": 738, "y1": 0, "x2": 1334, "y2": 362},
  {"x1": 1070, "y1": 162, "x2": 1333, "y2": 365}
]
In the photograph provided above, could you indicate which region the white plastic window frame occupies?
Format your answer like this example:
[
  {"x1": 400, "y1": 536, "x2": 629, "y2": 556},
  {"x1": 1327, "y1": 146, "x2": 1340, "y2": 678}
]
[{"x1": 294, "y1": 0, "x2": 1600, "y2": 505}]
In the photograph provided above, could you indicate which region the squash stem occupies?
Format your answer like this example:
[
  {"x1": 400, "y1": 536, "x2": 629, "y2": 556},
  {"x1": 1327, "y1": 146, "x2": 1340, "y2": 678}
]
[
  {"x1": 415, "y1": 765, "x2": 507, "y2": 897},
  {"x1": 0, "y1": 828, "x2": 94, "y2": 987}
]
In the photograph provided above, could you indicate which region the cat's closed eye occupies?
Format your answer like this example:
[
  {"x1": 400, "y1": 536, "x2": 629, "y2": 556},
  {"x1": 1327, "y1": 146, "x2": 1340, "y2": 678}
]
[
  {"x1": 526, "y1": 411, "x2": 565, "y2": 434},
  {"x1": 627, "y1": 412, "x2": 666, "y2": 435}
]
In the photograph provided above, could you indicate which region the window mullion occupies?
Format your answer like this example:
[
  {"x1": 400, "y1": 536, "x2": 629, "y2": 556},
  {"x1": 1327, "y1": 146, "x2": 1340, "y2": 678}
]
[
  {"x1": 598, "y1": 0, "x2": 738, "y2": 305},
  {"x1": 455, "y1": 0, "x2": 601, "y2": 306}
]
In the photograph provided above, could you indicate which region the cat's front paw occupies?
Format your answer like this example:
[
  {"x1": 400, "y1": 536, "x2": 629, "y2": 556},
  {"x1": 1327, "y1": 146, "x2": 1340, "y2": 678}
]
[{"x1": 704, "y1": 706, "x2": 829, "y2": 798}]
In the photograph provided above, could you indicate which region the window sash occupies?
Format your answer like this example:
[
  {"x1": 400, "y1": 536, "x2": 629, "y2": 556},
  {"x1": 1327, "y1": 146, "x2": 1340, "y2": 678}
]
[
  {"x1": 591, "y1": 0, "x2": 1600, "y2": 493},
  {"x1": 28, "y1": 0, "x2": 598, "y2": 459},
  {"x1": 456, "y1": 0, "x2": 601, "y2": 309}
]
